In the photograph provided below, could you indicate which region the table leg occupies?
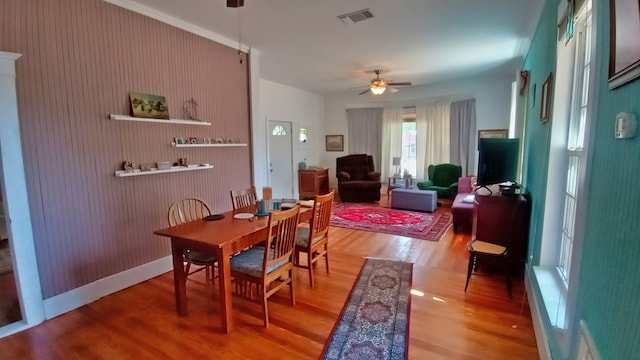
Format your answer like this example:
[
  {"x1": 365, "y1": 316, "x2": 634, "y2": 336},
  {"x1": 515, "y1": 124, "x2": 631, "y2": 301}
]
[
  {"x1": 171, "y1": 239, "x2": 187, "y2": 316},
  {"x1": 218, "y1": 248, "x2": 234, "y2": 333}
]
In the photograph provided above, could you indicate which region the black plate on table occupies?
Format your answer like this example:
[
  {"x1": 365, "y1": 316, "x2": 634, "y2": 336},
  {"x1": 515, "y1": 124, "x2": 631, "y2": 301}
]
[{"x1": 204, "y1": 214, "x2": 225, "y2": 221}]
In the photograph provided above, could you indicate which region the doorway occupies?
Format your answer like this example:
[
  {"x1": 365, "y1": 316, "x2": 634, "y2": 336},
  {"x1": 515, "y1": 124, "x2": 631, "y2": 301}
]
[
  {"x1": 0, "y1": 51, "x2": 44, "y2": 338},
  {"x1": 0, "y1": 189, "x2": 21, "y2": 327},
  {"x1": 267, "y1": 120, "x2": 294, "y2": 199}
]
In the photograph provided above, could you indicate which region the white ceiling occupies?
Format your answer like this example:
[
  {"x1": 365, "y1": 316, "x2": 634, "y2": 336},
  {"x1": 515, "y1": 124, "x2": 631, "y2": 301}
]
[{"x1": 115, "y1": 0, "x2": 545, "y2": 95}]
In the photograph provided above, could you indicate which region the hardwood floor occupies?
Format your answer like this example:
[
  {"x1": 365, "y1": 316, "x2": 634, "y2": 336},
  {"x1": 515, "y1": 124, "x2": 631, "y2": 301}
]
[{"x1": 0, "y1": 198, "x2": 539, "y2": 359}]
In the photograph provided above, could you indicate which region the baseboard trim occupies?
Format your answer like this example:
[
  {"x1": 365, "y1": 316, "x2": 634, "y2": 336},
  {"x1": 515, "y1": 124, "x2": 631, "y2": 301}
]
[
  {"x1": 525, "y1": 267, "x2": 552, "y2": 360},
  {"x1": 43, "y1": 256, "x2": 172, "y2": 319}
]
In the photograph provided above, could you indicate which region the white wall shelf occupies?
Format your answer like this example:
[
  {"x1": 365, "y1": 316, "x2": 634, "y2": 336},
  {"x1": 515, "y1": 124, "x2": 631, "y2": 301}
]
[
  {"x1": 115, "y1": 165, "x2": 213, "y2": 177},
  {"x1": 109, "y1": 114, "x2": 211, "y2": 126},
  {"x1": 172, "y1": 143, "x2": 247, "y2": 148}
]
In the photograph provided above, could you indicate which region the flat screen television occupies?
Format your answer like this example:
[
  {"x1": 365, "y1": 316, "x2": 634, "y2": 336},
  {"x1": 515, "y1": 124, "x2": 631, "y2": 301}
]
[{"x1": 477, "y1": 138, "x2": 520, "y2": 186}]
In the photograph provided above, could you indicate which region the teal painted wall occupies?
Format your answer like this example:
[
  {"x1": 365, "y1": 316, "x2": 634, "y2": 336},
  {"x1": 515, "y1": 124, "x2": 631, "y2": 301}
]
[
  {"x1": 522, "y1": 0, "x2": 558, "y2": 267},
  {"x1": 523, "y1": 0, "x2": 640, "y2": 359},
  {"x1": 577, "y1": 0, "x2": 640, "y2": 358}
]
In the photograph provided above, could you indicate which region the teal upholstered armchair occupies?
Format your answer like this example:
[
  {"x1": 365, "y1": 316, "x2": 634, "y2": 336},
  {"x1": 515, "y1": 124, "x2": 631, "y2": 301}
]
[{"x1": 416, "y1": 164, "x2": 463, "y2": 199}]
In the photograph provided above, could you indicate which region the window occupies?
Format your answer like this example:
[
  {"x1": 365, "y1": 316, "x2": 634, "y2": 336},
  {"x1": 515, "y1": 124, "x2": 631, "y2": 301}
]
[
  {"x1": 558, "y1": 3, "x2": 591, "y2": 285},
  {"x1": 534, "y1": 0, "x2": 593, "y2": 341},
  {"x1": 401, "y1": 121, "x2": 417, "y2": 176},
  {"x1": 272, "y1": 125, "x2": 286, "y2": 136}
]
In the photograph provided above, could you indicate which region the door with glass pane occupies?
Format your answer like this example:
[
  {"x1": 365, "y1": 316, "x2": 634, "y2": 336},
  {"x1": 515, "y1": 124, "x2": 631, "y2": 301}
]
[{"x1": 267, "y1": 121, "x2": 294, "y2": 199}]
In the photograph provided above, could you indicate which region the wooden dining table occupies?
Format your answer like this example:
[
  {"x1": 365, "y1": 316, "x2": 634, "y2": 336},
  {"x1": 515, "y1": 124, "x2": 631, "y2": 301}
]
[{"x1": 153, "y1": 205, "x2": 311, "y2": 334}]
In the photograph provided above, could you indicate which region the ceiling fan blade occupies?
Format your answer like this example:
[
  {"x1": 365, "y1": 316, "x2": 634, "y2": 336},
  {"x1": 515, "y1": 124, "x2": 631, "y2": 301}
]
[
  {"x1": 358, "y1": 88, "x2": 371, "y2": 95},
  {"x1": 387, "y1": 81, "x2": 412, "y2": 87},
  {"x1": 227, "y1": 0, "x2": 244, "y2": 7}
]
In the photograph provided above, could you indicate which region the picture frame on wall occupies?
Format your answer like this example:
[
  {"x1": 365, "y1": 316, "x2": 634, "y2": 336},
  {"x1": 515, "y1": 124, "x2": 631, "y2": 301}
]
[
  {"x1": 129, "y1": 92, "x2": 170, "y2": 119},
  {"x1": 325, "y1": 135, "x2": 344, "y2": 152},
  {"x1": 477, "y1": 129, "x2": 508, "y2": 149},
  {"x1": 540, "y1": 73, "x2": 553, "y2": 123},
  {"x1": 608, "y1": 0, "x2": 640, "y2": 89}
]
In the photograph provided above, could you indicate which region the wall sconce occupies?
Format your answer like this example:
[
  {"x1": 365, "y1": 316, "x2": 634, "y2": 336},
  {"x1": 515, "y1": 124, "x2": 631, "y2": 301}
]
[{"x1": 299, "y1": 128, "x2": 308, "y2": 143}]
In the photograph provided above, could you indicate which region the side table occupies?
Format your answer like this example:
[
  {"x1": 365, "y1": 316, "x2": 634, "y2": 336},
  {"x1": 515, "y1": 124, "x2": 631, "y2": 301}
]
[{"x1": 387, "y1": 176, "x2": 415, "y2": 198}]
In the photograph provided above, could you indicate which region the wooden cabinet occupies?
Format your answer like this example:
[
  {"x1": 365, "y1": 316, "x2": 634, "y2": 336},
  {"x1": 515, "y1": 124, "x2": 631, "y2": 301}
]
[
  {"x1": 298, "y1": 168, "x2": 329, "y2": 200},
  {"x1": 473, "y1": 193, "x2": 530, "y2": 275}
]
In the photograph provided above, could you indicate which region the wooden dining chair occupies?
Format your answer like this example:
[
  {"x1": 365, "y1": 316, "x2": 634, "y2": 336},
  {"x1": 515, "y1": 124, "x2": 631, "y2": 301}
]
[
  {"x1": 229, "y1": 206, "x2": 300, "y2": 328},
  {"x1": 230, "y1": 187, "x2": 258, "y2": 210},
  {"x1": 294, "y1": 191, "x2": 334, "y2": 287},
  {"x1": 167, "y1": 197, "x2": 217, "y2": 300}
]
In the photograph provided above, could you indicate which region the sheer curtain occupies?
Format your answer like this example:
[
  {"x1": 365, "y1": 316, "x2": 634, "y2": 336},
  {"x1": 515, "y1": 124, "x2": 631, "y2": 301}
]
[
  {"x1": 450, "y1": 99, "x2": 476, "y2": 176},
  {"x1": 346, "y1": 108, "x2": 383, "y2": 169},
  {"x1": 416, "y1": 102, "x2": 451, "y2": 180},
  {"x1": 381, "y1": 106, "x2": 403, "y2": 180}
]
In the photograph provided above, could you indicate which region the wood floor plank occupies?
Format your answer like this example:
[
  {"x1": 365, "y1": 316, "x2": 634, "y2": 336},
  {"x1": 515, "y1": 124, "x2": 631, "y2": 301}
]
[{"x1": 0, "y1": 198, "x2": 539, "y2": 359}]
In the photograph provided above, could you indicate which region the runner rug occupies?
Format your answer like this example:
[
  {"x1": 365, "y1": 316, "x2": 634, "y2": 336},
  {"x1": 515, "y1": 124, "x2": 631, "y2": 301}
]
[
  {"x1": 330, "y1": 202, "x2": 452, "y2": 241},
  {"x1": 322, "y1": 258, "x2": 413, "y2": 360}
]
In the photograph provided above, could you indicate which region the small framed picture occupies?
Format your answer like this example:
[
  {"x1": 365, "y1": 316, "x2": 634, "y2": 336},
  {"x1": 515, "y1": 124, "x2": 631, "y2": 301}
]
[
  {"x1": 174, "y1": 137, "x2": 184, "y2": 144},
  {"x1": 188, "y1": 137, "x2": 198, "y2": 144},
  {"x1": 325, "y1": 135, "x2": 344, "y2": 152},
  {"x1": 540, "y1": 73, "x2": 553, "y2": 123},
  {"x1": 477, "y1": 129, "x2": 508, "y2": 149},
  {"x1": 203, "y1": 137, "x2": 211, "y2": 144}
]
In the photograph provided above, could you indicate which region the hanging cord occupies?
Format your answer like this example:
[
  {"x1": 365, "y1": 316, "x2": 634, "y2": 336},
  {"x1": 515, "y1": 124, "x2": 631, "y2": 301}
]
[{"x1": 237, "y1": 6, "x2": 244, "y2": 64}]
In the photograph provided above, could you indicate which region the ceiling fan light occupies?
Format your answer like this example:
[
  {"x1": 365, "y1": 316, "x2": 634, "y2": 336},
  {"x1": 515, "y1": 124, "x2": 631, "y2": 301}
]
[{"x1": 371, "y1": 85, "x2": 386, "y2": 95}]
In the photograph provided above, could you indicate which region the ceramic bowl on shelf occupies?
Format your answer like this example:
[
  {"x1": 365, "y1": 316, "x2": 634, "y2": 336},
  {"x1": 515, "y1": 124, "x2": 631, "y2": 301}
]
[{"x1": 157, "y1": 161, "x2": 171, "y2": 170}]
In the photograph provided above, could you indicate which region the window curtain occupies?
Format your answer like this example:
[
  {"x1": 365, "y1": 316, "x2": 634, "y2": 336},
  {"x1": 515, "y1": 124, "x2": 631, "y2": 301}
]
[
  {"x1": 416, "y1": 102, "x2": 450, "y2": 180},
  {"x1": 381, "y1": 106, "x2": 403, "y2": 180},
  {"x1": 450, "y1": 99, "x2": 476, "y2": 176},
  {"x1": 346, "y1": 108, "x2": 383, "y2": 170}
]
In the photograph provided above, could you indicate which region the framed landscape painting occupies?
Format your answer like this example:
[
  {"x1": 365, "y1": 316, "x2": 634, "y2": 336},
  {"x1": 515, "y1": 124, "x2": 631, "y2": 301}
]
[
  {"x1": 129, "y1": 92, "x2": 170, "y2": 119},
  {"x1": 325, "y1": 135, "x2": 344, "y2": 152},
  {"x1": 477, "y1": 129, "x2": 507, "y2": 148}
]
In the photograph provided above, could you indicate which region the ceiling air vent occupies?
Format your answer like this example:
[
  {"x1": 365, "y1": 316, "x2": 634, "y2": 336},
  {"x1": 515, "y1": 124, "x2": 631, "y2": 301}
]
[{"x1": 337, "y1": 8, "x2": 374, "y2": 24}]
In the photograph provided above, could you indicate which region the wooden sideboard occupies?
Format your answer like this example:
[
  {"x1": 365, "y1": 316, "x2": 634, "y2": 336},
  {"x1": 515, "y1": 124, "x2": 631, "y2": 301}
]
[{"x1": 298, "y1": 168, "x2": 329, "y2": 200}]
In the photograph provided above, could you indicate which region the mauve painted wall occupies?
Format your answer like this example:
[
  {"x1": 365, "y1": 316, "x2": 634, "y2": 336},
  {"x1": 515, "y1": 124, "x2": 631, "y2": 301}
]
[{"x1": 0, "y1": 0, "x2": 252, "y2": 298}]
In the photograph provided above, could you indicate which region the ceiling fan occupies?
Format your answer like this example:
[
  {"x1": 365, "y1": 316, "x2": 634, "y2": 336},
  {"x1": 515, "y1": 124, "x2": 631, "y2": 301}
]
[{"x1": 358, "y1": 70, "x2": 412, "y2": 95}]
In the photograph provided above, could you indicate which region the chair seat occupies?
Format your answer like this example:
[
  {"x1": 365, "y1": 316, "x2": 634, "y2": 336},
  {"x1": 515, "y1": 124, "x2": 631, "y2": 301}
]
[
  {"x1": 296, "y1": 227, "x2": 325, "y2": 248},
  {"x1": 230, "y1": 246, "x2": 289, "y2": 277},
  {"x1": 185, "y1": 250, "x2": 217, "y2": 264},
  {"x1": 339, "y1": 181, "x2": 382, "y2": 191},
  {"x1": 469, "y1": 240, "x2": 507, "y2": 255}
]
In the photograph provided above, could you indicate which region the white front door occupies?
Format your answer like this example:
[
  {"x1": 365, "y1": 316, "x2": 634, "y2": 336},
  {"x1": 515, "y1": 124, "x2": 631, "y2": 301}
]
[{"x1": 267, "y1": 121, "x2": 294, "y2": 199}]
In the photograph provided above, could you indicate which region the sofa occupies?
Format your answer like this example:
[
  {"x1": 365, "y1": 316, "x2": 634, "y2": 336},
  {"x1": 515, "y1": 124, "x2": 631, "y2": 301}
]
[
  {"x1": 416, "y1": 163, "x2": 462, "y2": 199},
  {"x1": 451, "y1": 176, "x2": 476, "y2": 233},
  {"x1": 336, "y1": 154, "x2": 382, "y2": 202}
]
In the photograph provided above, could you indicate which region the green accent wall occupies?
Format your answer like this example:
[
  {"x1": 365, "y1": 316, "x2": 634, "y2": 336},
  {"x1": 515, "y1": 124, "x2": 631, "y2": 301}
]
[{"x1": 523, "y1": 0, "x2": 640, "y2": 359}]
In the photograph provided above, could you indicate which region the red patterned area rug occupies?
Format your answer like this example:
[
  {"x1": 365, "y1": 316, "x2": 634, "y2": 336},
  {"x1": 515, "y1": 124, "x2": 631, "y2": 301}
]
[{"x1": 330, "y1": 202, "x2": 452, "y2": 242}]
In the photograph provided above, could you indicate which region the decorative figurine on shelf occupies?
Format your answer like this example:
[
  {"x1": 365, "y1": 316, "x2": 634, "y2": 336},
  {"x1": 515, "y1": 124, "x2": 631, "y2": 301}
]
[
  {"x1": 122, "y1": 160, "x2": 136, "y2": 172},
  {"x1": 179, "y1": 157, "x2": 189, "y2": 167},
  {"x1": 182, "y1": 98, "x2": 199, "y2": 121}
]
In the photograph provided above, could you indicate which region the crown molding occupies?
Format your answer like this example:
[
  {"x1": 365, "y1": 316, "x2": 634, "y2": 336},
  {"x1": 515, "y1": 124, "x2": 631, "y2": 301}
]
[{"x1": 103, "y1": 0, "x2": 250, "y2": 53}]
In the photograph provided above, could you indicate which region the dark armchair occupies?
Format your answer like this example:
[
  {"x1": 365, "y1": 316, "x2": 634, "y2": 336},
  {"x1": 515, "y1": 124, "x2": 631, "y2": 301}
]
[
  {"x1": 336, "y1": 154, "x2": 382, "y2": 202},
  {"x1": 416, "y1": 163, "x2": 462, "y2": 199}
]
